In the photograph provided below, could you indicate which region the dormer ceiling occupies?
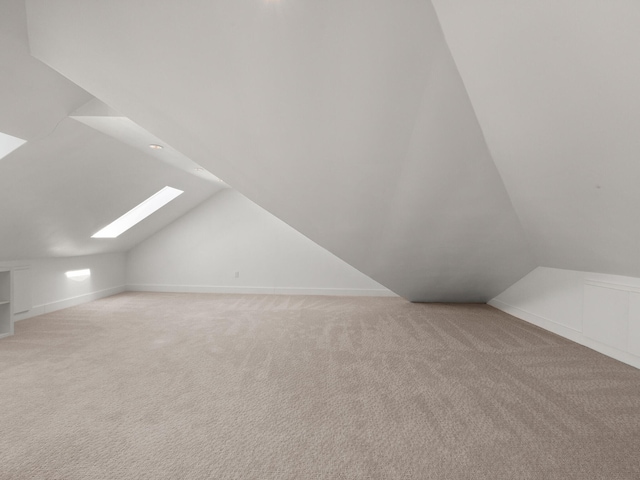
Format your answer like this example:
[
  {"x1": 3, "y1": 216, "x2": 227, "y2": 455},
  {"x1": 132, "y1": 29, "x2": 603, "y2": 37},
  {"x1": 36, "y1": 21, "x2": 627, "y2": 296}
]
[{"x1": 10, "y1": 0, "x2": 640, "y2": 301}]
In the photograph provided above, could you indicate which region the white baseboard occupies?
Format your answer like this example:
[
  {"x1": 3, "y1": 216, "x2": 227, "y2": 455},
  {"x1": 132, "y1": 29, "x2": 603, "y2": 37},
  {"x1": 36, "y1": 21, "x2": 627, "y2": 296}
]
[
  {"x1": 487, "y1": 299, "x2": 581, "y2": 339},
  {"x1": 13, "y1": 285, "x2": 126, "y2": 322},
  {"x1": 270, "y1": 286, "x2": 397, "y2": 297},
  {"x1": 488, "y1": 299, "x2": 640, "y2": 370},
  {"x1": 126, "y1": 284, "x2": 397, "y2": 297}
]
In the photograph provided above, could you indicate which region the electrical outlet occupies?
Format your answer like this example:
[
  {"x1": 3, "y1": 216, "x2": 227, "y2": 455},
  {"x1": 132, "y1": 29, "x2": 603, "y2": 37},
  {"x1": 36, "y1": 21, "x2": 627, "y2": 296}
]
[{"x1": 235, "y1": 271, "x2": 240, "y2": 278}]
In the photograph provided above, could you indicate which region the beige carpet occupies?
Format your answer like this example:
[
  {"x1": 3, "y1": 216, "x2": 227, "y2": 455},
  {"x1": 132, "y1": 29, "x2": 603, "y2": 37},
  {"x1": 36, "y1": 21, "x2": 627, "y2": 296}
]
[{"x1": 1, "y1": 292, "x2": 639, "y2": 479}]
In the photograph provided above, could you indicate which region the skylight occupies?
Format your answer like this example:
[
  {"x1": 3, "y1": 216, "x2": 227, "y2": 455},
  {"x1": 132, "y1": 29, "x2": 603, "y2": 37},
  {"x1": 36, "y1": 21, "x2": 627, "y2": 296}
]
[
  {"x1": 0, "y1": 132, "x2": 26, "y2": 161},
  {"x1": 92, "y1": 186, "x2": 183, "y2": 238}
]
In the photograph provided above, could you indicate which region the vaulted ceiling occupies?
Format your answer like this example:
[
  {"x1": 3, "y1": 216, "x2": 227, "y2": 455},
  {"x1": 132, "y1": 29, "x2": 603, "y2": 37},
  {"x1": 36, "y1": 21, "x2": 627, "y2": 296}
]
[
  {"x1": 431, "y1": 0, "x2": 640, "y2": 277},
  {"x1": 0, "y1": 0, "x2": 223, "y2": 260},
  {"x1": 3, "y1": 0, "x2": 638, "y2": 302}
]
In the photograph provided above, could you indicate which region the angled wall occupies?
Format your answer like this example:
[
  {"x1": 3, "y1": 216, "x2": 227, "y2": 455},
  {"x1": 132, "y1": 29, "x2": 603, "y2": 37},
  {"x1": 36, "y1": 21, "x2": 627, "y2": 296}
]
[
  {"x1": 127, "y1": 190, "x2": 393, "y2": 297},
  {"x1": 490, "y1": 267, "x2": 640, "y2": 369},
  {"x1": 432, "y1": 0, "x2": 640, "y2": 279},
  {"x1": 26, "y1": 0, "x2": 536, "y2": 302}
]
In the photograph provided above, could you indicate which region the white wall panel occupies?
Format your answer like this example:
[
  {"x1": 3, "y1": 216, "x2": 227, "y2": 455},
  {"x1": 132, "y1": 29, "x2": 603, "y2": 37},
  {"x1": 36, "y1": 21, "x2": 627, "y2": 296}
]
[
  {"x1": 583, "y1": 284, "x2": 628, "y2": 351},
  {"x1": 0, "y1": 253, "x2": 126, "y2": 322},
  {"x1": 490, "y1": 267, "x2": 640, "y2": 369},
  {"x1": 12, "y1": 267, "x2": 31, "y2": 314},
  {"x1": 628, "y1": 293, "x2": 640, "y2": 357}
]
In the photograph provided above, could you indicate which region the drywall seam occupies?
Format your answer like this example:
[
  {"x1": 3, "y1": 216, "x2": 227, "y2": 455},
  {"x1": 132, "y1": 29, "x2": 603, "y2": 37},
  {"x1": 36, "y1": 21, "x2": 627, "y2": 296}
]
[
  {"x1": 126, "y1": 284, "x2": 397, "y2": 297},
  {"x1": 488, "y1": 298, "x2": 640, "y2": 370},
  {"x1": 13, "y1": 285, "x2": 125, "y2": 322}
]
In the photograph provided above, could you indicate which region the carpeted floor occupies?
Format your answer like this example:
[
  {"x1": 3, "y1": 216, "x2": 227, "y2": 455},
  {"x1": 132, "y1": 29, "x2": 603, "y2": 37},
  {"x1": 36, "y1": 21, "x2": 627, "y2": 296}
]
[{"x1": 1, "y1": 292, "x2": 639, "y2": 479}]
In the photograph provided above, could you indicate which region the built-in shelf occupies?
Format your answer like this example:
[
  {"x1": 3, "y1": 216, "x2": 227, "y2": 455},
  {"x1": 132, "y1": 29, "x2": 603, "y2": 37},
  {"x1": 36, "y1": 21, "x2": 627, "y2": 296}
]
[{"x1": 0, "y1": 270, "x2": 12, "y2": 337}]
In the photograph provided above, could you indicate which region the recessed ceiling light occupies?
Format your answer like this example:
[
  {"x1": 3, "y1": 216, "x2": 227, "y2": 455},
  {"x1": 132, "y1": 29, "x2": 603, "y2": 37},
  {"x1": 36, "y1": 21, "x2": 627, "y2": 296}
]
[
  {"x1": 149, "y1": 144, "x2": 164, "y2": 150},
  {"x1": 92, "y1": 186, "x2": 183, "y2": 238}
]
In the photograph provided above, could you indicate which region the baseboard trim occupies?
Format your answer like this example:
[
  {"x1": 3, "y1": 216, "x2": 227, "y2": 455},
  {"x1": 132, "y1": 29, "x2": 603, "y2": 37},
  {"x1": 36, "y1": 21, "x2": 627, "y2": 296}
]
[
  {"x1": 488, "y1": 299, "x2": 640, "y2": 370},
  {"x1": 13, "y1": 285, "x2": 126, "y2": 322},
  {"x1": 487, "y1": 299, "x2": 581, "y2": 337},
  {"x1": 126, "y1": 284, "x2": 397, "y2": 297}
]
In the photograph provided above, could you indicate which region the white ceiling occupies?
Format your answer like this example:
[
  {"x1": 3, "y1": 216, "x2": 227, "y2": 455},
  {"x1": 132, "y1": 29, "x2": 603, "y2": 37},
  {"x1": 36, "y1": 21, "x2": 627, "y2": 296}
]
[
  {"x1": 430, "y1": 0, "x2": 640, "y2": 277},
  {"x1": 0, "y1": 0, "x2": 222, "y2": 261},
  {"x1": 0, "y1": 0, "x2": 90, "y2": 141},
  {"x1": 70, "y1": 99, "x2": 227, "y2": 185},
  {"x1": 23, "y1": 0, "x2": 538, "y2": 301}
]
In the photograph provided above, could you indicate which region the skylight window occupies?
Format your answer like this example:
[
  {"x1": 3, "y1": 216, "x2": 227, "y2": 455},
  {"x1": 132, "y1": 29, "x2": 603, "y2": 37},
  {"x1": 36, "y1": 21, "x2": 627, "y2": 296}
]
[
  {"x1": 92, "y1": 186, "x2": 183, "y2": 238},
  {"x1": 0, "y1": 132, "x2": 26, "y2": 160}
]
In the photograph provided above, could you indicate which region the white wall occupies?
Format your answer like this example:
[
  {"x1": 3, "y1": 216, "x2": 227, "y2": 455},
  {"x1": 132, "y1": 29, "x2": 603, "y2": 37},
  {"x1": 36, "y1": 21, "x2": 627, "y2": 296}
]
[
  {"x1": 0, "y1": 252, "x2": 126, "y2": 322},
  {"x1": 490, "y1": 267, "x2": 640, "y2": 369},
  {"x1": 126, "y1": 190, "x2": 393, "y2": 297}
]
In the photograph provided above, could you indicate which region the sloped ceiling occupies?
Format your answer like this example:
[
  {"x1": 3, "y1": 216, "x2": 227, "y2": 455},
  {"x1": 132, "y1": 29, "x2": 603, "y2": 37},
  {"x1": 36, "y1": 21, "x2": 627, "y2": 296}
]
[
  {"x1": 0, "y1": 0, "x2": 222, "y2": 261},
  {"x1": 431, "y1": 1, "x2": 640, "y2": 277},
  {"x1": 24, "y1": 0, "x2": 537, "y2": 302},
  {"x1": 0, "y1": 0, "x2": 89, "y2": 142},
  {"x1": 70, "y1": 98, "x2": 227, "y2": 185}
]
